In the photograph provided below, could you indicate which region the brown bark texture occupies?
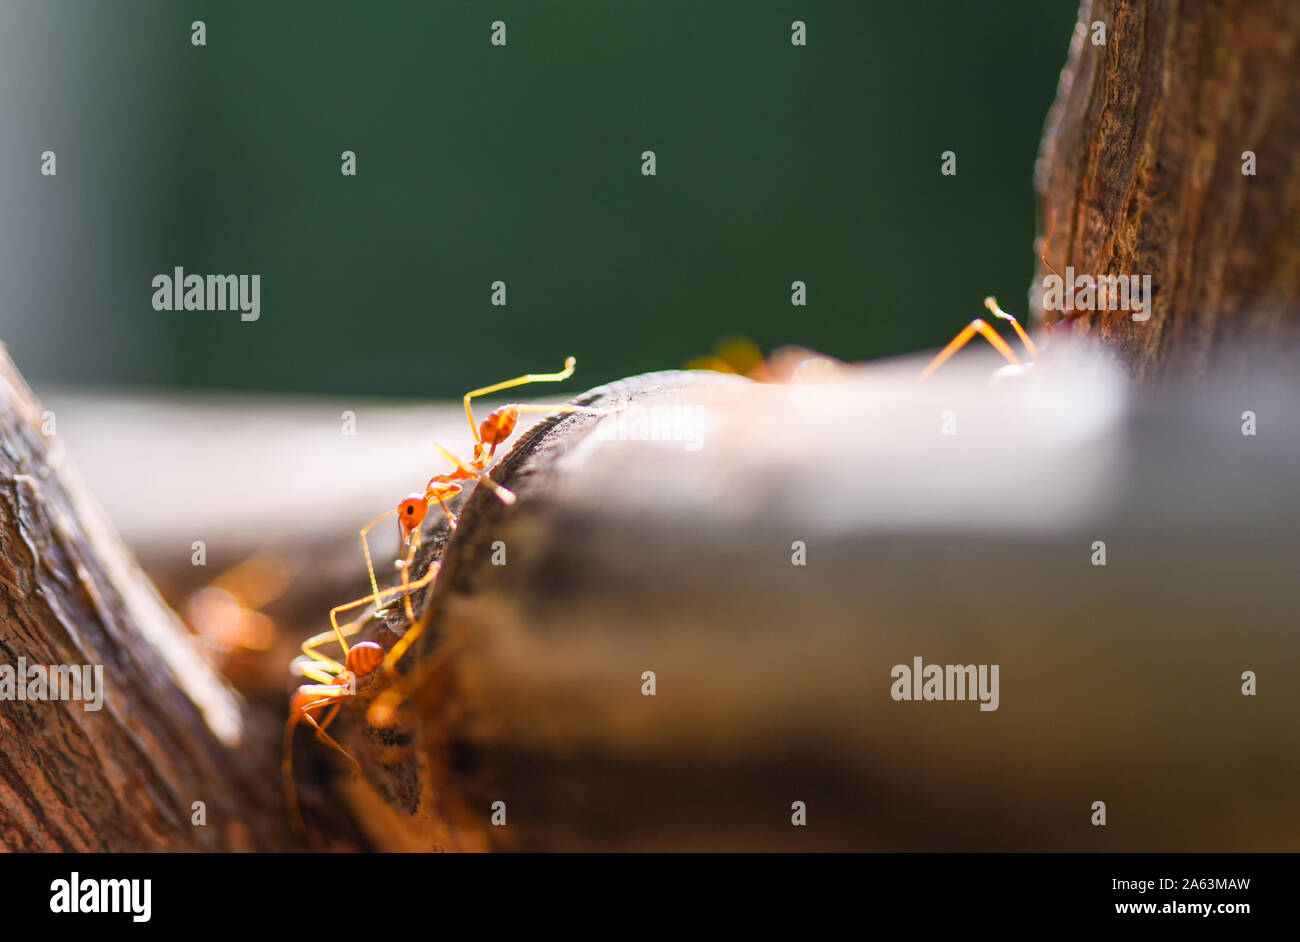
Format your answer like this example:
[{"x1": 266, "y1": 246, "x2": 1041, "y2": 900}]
[
  {"x1": 1035, "y1": 0, "x2": 1300, "y2": 381},
  {"x1": 0, "y1": 347, "x2": 289, "y2": 851}
]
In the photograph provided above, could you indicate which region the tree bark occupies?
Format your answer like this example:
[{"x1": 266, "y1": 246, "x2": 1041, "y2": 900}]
[
  {"x1": 0, "y1": 347, "x2": 295, "y2": 851},
  {"x1": 1035, "y1": 0, "x2": 1300, "y2": 381},
  {"x1": 7, "y1": 4, "x2": 1298, "y2": 852},
  {"x1": 332, "y1": 363, "x2": 1300, "y2": 851}
]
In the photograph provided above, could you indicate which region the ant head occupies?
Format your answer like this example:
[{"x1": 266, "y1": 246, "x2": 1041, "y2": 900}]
[
  {"x1": 345, "y1": 642, "x2": 384, "y2": 678},
  {"x1": 397, "y1": 493, "x2": 427, "y2": 542}
]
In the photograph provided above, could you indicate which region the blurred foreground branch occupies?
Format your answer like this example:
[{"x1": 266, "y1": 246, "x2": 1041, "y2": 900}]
[{"x1": 333, "y1": 360, "x2": 1299, "y2": 851}]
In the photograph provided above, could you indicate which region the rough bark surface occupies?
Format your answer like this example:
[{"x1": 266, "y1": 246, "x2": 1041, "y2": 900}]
[
  {"x1": 0, "y1": 347, "x2": 289, "y2": 851},
  {"x1": 1035, "y1": 0, "x2": 1300, "y2": 381}
]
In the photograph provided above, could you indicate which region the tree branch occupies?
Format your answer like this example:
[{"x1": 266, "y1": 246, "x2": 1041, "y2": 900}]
[{"x1": 1035, "y1": 0, "x2": 1300, "y2": 380}]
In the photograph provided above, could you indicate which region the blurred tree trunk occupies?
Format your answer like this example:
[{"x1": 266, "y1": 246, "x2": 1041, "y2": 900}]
[
  {"x1": 0, "y1": 347, "x2": 295, "y2": 851},
  {"x1": 1035, "y1": 0, "x2": 1300, "y2": 381}
]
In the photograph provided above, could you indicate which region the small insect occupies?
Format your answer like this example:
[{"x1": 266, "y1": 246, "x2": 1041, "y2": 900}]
[
  {"x1": 353, "y1": 356, "x2": 613, "y2": 627},
  {"x1": 282, "y1": 622, "x2": 379, "y2": 830},
  {"x1": 920, "y1": 213, "x2": 1145, "y2": 380},
  {"x1": 691, "y1": 223, "x2": 1073, "y2": 385},
  {"x1": 695, "y1": 306, "x2": 1038, "y2": 386},
  {"x1": 920, "y1": 295, "x2": 1039, "y2": 379},
  {"x1": 286, "y1": 358, "x2": 618, "y2": 825},
  {"x1": 282, "y1": 547, "x2": 440, "y2": 829},
  {"x1": 918, "y1": 219, "x2": 1071, "y2": 380}
]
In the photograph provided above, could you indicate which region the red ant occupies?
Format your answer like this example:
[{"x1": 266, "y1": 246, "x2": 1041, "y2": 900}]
[
  {"x1": 919, "y1": 294, "x2": 1039, "y2": 379},
  {"x1": 920, "y1": 211, "x2": 1151, "y2": 379},
  {"x1": 285, "y1": 358, "x2": 616, "y2": 825},
  {"x1": 282, "y1": 544, "x2": 441, "y2": 829},
  {"x1": 920, "y1": 217, "x2": 1058, "y2": 379},
  {"x1": 352, "y1": 356, "x2": 613, "y2": 633}
]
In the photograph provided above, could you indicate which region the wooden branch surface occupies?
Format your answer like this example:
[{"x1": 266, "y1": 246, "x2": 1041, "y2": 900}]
[{"x1": 329, "y1": 357, "x2": 1300, "y2": 851}]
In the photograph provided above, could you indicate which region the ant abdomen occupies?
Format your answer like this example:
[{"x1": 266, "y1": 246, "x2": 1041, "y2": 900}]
[
  {"x1": 480, "y1": 406, "x2": 519, "y2": 446},
  {"x1": 345, "y1": 641, "x2": 384, "y2": 678}
]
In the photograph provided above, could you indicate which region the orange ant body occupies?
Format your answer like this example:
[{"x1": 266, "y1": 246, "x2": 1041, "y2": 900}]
[
  {"x1": 374, "y1": 357, "x2": 618, "y2": 666},
  {"x1": 282, "y1": 629, "x2": 382, "y2": 829},
  {"x1": 353, "y1": 357, "x2": 613, "y2": 629},
  {"x1": 283, "y1": 525, "x2": 442, "y2": 828},
  {"x1": 285, "y1": 358, "x2": 617, "y2": 826}
]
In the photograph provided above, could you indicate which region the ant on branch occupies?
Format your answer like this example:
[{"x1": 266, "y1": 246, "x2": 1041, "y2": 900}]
[
  {"x1": 346, "y1": 356, "x2": 614, "y2": 635},
  {"x1": 919, "y1": 294, "x2": 1039, "y2": 379},
  {"x1": 920, "y1": 212, "x2": 1148, "y2": 379},
  {"x1": 919, "y1": 218, "x2": 1060, "y2": 380},
  {"x1": 285, "y1": 358, "x2": 616, "y2": 825},
  {"x1": 282, "y1": 536, "x2": 441, "y2": 829}
]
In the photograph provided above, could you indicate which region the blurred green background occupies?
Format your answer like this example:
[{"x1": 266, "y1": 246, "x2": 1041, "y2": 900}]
[{"x1": 2, "y1": 1, "x2": 1078, "y2": 398}]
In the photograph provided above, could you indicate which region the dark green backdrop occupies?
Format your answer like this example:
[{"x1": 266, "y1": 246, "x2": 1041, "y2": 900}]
[{"x1": 4, "y1": 1, "x2": 1078, "y2": 397}]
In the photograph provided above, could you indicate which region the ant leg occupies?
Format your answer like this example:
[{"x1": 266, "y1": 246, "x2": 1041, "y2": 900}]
[
  {"x1": 983, "y1": 297, "x2": 1038, "y2": 360},
  {"x1": 329, "y1": 514, "x2": 396, "y2": 658},
  {"x1": 507, "y1": 402, "x2": 620, "y2": 420},
  {"x1": 1040, "y1": 211, "x2": 1062, "y2": 281},
  {"x1": 322, "y1": 550, "x2": 443, "y2": 675},
  {"x1": 436, "y1": 443, "x2": 516, "y2": 506},
  {"x1": 920, "y1": 318, "x2": 1022, "y2": 379},
  {"x1": 327, "y1": 604, "x2": 361, "y2": 660},
  {"x1": 398, "y1": 527, "x2": 423, "y2": 621},
  {"x1": 327, "y1": 552, "x2": 447, "y2": 639},
  {"x1": 462, "y1": 356, "x2": 577, "y2": 443},
  {"x1": 282, "y1": 690, "x2": 345, "y2": 828},
  {"x1": 510, "y1": 402, "x2": 616, "y2": 415},
  {"x1": 290, "y1": 657, "x2": 338, "y2": 685},
  {"x1": 436, "y1": 496, "x2": 457, "y2": 530},
  {"x1": 379, "y1": 561, "x2": 443, "y2": 675},
  {"x1": 1036, "y1": 212, "x2": 1077, "y2": 328},
  {"x1": 396, "y1": 551, "x2": 442, "y2": 638},
  {"x1": 300, "y1": 705, "x2": 360, "y2": 773},
  {"x1": 315, "y1": 700, "x2": 343, "y2": 735},
  {"x1": 359, "y1": 510, "x2": 400, "y2": 606},
  {"x1": 300, "y1": 617, "x2": 367, "y2": 673}
]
